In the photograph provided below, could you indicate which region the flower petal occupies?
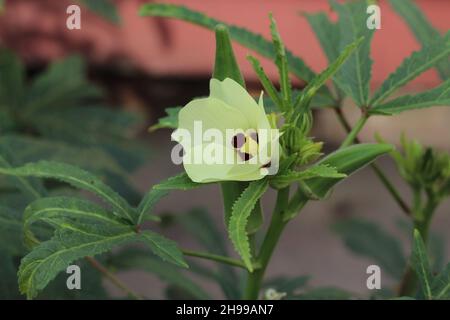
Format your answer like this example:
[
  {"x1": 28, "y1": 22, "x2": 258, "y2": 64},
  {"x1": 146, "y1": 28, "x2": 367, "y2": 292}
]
[{"x1": 210, "y1": 78, "x2": 266, "y2": 128}]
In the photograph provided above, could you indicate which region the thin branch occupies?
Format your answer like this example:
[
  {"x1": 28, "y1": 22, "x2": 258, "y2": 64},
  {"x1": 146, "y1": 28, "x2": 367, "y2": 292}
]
[
  {"x1": 85, "y1": 257, "x2": 143, "y2": 300},
  {"x1": 181, "y1": 249, "x2": 249, "y2": 269}
]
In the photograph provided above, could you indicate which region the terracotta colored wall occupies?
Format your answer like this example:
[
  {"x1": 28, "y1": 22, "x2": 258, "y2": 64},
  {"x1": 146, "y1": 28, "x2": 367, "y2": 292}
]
[{"x1": 1, "y1": 0, "x2": 449, "y2": 88}]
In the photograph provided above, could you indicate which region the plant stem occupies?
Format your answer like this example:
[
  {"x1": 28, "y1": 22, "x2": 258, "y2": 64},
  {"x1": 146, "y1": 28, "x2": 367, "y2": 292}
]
[
  {"x1": 85, "y1": 257, "x2": 143, "y2": 300},
  {"x1": 244, "y1": 187, "x2": 290, "y2": 299},
  {"x1": 333, "y1": 108, "x2": 411, "y2": 216},
  {"x1": 181, "y1": 249, "x2": 248, "y2": 269},
  {"x1": 340, "y1": 114, "x2": 368, "y2": 148}
]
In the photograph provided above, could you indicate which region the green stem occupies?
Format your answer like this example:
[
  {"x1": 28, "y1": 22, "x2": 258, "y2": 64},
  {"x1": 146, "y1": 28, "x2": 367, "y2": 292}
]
[
  {"x1": 333, "y1": 108, "x2": 411, "y2": 216},
  {"x1": 244, "y1": 187, "x2": 290, "y2": 299},
  {"x1": 340, "y1": 114, "x2": 368, "y2": 148},
  {"x1": 182, "y1": 249, "x2": 247, "y2": 269}
]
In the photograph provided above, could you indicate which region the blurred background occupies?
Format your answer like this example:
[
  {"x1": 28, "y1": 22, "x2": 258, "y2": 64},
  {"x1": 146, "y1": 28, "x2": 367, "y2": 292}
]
[{"x1": 0, "y1": 0, "x2": 449, "y2": 299}]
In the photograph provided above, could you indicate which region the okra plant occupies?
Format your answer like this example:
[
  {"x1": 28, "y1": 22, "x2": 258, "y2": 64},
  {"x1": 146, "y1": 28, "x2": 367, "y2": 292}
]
[{"x1": 1, "y1": 0, "x2": 449, "y2": 300}]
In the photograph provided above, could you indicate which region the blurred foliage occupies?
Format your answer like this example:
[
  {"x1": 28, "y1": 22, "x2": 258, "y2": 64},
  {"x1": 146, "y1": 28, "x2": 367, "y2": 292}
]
[{"x1": 0, "y1": 49, "x2": 151, "y2": 299}]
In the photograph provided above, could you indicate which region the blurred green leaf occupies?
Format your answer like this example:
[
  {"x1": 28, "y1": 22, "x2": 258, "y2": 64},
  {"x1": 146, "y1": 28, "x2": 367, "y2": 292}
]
[
  {"x1": 389, "y1": 0, "x2": 450, "y2": 80},
  {"x1": 79, "y1": 0, "x2": 120, "y2": 23},
  {"x1": 176, "y1": 208, "x2": 240, "y2": 299},
  {"x1": 0, "y1": 49, "x2": 24, "y2": 112},
  {"x1": 331, "y1": 0, "x2": 374, "y2": 107},
  {"x1": 432, "y1": 264, "x2": 450, "y2": 299},
  {"x1": 304, "y1": 12, "x2": 340, "y2": 63},
  {"x1": 110, "y1": 248, "x2": 209, "y2": 299},
  {"x1": 139, "y1": 3, "x2": 316, "y2": 83},
  {"x1": 370, "y1": 79, "x2": 450, "y2": 115},
  {"x1": 333, "y1": 218, "x2": 406, "y2": 279},
  {"x1": 149, "y1": 107, "x2": 181, "y2": 132},
  {"x1": 25, "y1": 56, "x2": 102, "y2": 115},
  {"x1": 370, "y1": 32, "x2": 450, "y2": 106}
]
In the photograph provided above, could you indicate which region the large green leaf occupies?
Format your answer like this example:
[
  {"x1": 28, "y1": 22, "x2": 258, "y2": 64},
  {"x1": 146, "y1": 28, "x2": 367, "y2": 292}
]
[
  {"x1": 411, "y1": 229, "x2": 433, "y2": 300},
  {"x1": 285, "y1": 143, "x2": 394, "y2": 220},
  {"x1": 370, "y1": 32, "x2": 450, "y2": 106},
  {"x1": 389, "y1": 0, "x2": 450, "y2": 80},
  {"x1": 228, "y1": 179, "x2": 269, "y2": 272},
  {"x1": 370, "y1": 79, "x2": 450, "y2": 115},
  {"x1": 333, "y1": 218, "x2": 406, "y2": 279},
  {"x1": 0, "y1": 161, "x2": 135, "y2": 223},
  {"x1": 18, "y1": 224, "x2": 138, "y2": 299},
  {"x1": 23, "y1": 196, "x2": 125, "y2": 245},
  {"x1": 331, "y1": 0, "x2": 374, "y2": 107}
]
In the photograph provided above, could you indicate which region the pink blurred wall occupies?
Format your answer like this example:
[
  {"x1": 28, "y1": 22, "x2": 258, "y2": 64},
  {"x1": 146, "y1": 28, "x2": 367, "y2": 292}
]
[{"x1": 0, "y1": 0, "x2": 449, "y2": 88}]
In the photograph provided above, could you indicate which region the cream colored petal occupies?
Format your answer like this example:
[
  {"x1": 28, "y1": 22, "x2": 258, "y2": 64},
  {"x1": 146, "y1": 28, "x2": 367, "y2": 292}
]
[{"x1": 210, "y1": 78, "x2": 266, "y2": 128}]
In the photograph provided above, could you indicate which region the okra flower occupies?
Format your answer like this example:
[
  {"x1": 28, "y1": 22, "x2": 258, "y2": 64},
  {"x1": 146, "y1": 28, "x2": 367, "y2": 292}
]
[{"x1": 172, "y1": 78, "x2": 279, "y2": 183}]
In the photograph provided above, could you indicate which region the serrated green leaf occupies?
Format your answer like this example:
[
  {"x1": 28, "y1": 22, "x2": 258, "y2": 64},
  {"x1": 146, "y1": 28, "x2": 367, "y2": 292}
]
[
  {"x1": 23, "y1": 196, "x2": 125, "y2": 246},
  {"x1": 0, "y1": 160, "x2": 135, "y2": 223},
  {"x1": 285, "y1": 143, "x2": 394, "y2": 220},
  {"x1": 18, "y1": 224, "x2": 137, "y2": 299},
  {"x1": 139, "y1": 231, "x2": 187, "y2": 268},
  {"x1": 79, "y1": 0, "x2": 120, "y2": 23},
  {"x1": 137, "y1": 173, "x2": 202, "y2": 224},
  {"x1": 149, "y1": 107, "x2": 182, "y2": 131},
  {"x1": 247, "y1": 55, "x2": 284, "y2": 111},
  {"x1": 24, "y1": 56, "x2": 102, "y2": 115},
  {"x1": 370, "y1": 79, "x2": 450, "y2": 115},
  {"x1": 269, "y1": 14, "x2": 292, "y2": 109},
  {"x1": 294, "y1": 37, "x2": 363, "y2": 113},
  {"x1": 412, "y1": 229, "x2": 433, "y2": 299},
  {"x1": 228, "y1": 179, "x2": 269, "y2": 272},
  {"x1": 0, "y1": 153, "x2": 45, "y2": 200},
  {"x1": 271, "y1": 164, "x2": 345, "y2": 189},
  {"x1": 371, "y1": 32, "x2": 450, "y2": 106},
  {"x1": 432, "y1": 264, "x2": 450, "y2": 299},
  {"x1": 139, "y1": 3, "x2": 316, "y2": 83},
  {"x1": 304, "y1": 12, "x2": 340, "y2": 63},
  {"x1": 333, "y1": 218, "x2": 406, "y2": 279},
  {"x1": 331, "y1": 0, "x2": 374, "y2": 107},
  {"x1": 389, "y1": 0, "x2": 450, "y2": 80}
]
